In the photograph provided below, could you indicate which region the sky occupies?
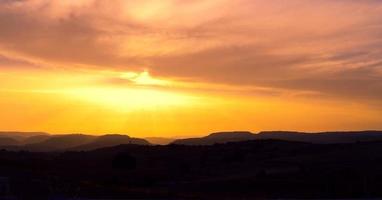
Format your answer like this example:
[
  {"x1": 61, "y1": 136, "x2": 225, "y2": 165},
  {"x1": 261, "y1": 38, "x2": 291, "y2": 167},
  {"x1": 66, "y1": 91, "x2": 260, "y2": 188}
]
[{"x1": 0, "y1": 0, "x2": 382, "y2": 137}]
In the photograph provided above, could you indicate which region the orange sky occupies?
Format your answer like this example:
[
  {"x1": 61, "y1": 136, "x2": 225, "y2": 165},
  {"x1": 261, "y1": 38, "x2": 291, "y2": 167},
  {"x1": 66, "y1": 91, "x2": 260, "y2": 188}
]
[{"x1": 0, "y1": 0, "x2": 382, "y2": 137}]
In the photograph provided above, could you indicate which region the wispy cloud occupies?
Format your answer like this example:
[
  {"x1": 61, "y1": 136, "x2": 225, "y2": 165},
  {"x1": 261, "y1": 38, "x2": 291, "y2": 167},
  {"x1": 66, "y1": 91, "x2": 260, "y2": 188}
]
[{"x1": 0, "y1": 0, "x2": 382, "y2": 101}]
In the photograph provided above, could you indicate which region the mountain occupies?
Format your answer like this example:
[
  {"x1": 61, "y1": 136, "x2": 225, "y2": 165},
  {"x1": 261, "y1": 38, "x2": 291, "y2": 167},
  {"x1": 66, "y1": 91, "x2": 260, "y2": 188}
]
[
  {"x1": 172, "y1": 130, "x2": 382, "y2": 145},
  {"x1": 0, "y1": 131, "x2": 49, "y2": 140},
  {"x1": 2, "y1": 130, "x2": 382, "y2": 150},
  {"x1": 0, "y1": 137, "x2": 20, "y2": 146},
  {"x1": 145, "y1": 137, "x2": 174, "y2": 145},
  {"x1": 70, "y1": 134, "x2": 150, "y2": 151},
  {"x1": 172, "y1": 131, "x2": 257, "y2": 145},
  {"x1": 0, "y1": 133, "x2": 152, "y2": 152},
  {"x1": 257, "y1": 130, "x2": 382, "y2": 143},
  {"x1": 23, "y1": 134, "x2": 97, "y2": 151},
  {"x1": 21, "y1": 135, "x2": 51, "y2": 145}
]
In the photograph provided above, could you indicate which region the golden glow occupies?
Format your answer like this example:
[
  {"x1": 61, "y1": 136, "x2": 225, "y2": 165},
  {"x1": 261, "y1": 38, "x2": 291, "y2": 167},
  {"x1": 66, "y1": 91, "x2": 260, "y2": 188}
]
[
  {"x1": 59, "y1": 87, "x2": 195, "y2": 111},
  {"x1": 0, "y1": 68, "x2": 382, "y2": 137},
  {"x1": 1, "y1": 0, "x2": 382, "y2": 137}
]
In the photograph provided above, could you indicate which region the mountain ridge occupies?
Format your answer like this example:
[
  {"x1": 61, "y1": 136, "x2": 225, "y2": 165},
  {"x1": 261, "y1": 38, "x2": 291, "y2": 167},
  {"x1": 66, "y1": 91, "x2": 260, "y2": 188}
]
[
  {"x1": 172, "y1": 130, "x2": 382, "y2": 145},
  {"x1": 1, "y1": 130, "x2": 382, "y2": 151},
  {"x1": 0, "y1": 133, "x2": 151, "y2": 152}
]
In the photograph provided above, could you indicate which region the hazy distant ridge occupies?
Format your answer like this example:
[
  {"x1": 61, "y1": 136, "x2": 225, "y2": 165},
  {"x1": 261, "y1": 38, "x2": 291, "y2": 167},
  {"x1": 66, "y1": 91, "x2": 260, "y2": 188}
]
[
  {"x1": 172, "y1": 131, "x2": 256, "y2": 145},
  {"x1": 0, "y1": 133, "x2": 151, "y2": 152},
  {"x1": 172, "y1": 130, "x2": 382, "y2": 145},
  {"x1": 1, "y1": 130, "x2": 382, "y2": 151}
]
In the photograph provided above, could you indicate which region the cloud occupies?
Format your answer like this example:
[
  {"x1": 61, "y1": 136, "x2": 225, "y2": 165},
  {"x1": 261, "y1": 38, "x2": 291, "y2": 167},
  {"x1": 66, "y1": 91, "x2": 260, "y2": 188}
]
[
  {"x1": 0, "y1": 0, "x2": 382, "y2": 101},
  {"x1": 0, "y1": 54, "x2": 37, "y2": 68}
]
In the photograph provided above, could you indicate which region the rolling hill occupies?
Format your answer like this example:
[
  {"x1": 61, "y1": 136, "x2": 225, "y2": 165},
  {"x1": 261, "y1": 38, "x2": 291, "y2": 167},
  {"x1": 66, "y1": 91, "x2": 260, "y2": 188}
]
[
  {"x1": 0, "y1": 131, "x2": 49, "y2": 141},
  {"x1": 257, "y1": 130, "x2": 382, "y2": 143},
  {"x1": 172, "y1": 130, "x2": 382, "y2": 145},
  {"x1": 0, "y1": 133, "x2": 151, "y2": 152},
  {"x1": 21, "y1": 134, "x2": 51, "y2": 145},
  {"x1": 23, "y1": 134, "x2": 97, "y2": 151},
  {"x1": 70, "y1": 134, "x2": 150, "y2": 151},
  {"x1": 172, "y1": 131, "x2": 257, "y2": 145},
  {"x1": 1, "y1": 130, "x2": 382, "y2": 151},
  {"x1": 0, "y1": 137, "x2": 20, "y2": 146},
  {"x1": 145, "y1": 137, "x2": 175, "y2": 145}
]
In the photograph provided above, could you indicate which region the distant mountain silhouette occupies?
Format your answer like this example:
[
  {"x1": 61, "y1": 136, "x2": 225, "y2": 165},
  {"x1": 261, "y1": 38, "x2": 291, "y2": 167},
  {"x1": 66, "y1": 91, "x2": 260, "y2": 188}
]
[
  {"x1": 172, "y1": 130, "x2": 382, "y2": 145},
  {"x1": 70, "y1": 134, "x2": 150, "y2": 151},
  {"x1": 0, "y1": 137, "x2": 20, "y2": 146},
  {"x1": 257, "y1": 130, "x2": 382, "y2": 143},
  {"x1": 21, "y1": 135, "x2": 51, "y2": 145},
  {"x1": 172, "y1": 131, "x2": 257, "y2": 145},
  {"x1": 0, "y1": 133, "x2": 152, "y2": 152},
  {"x1": 0, "y1": 131, "x2": 48, "y2": 141},
  {"x1": 2, "y1": 130, "x2": 382, "y2": 151},
  {"x1": 145, "y1": 137, "x2": 174, "y2": 145},
  {"x1": 23, "y1": 134, "x2": 97, "y2": 151}
]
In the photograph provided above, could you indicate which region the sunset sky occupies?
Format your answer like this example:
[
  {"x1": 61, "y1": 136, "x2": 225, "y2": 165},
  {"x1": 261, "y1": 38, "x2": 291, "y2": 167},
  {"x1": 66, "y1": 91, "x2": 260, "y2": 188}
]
[{"x1": 0, "y1": 0, "x2": 382, "y2": 137}]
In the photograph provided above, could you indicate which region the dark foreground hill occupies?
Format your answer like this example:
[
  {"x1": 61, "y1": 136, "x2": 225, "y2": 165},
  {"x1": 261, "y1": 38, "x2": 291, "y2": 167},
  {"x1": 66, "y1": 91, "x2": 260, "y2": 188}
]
[
  {"x1": 172, "y1": 130, "x2": 382, "y2": 145},
  {"x1": 1, "y1": 140, "x2": 382, "y2": 199}
]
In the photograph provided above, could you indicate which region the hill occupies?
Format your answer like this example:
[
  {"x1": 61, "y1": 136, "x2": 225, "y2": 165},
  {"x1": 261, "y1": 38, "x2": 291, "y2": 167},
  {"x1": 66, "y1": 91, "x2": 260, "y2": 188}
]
[
  {"x1": 0, "y1": 131, "x2": 48, "y2": 141},
  {"x1": 0, "y1": 133, "x2": 152, "y2": 152},
  {"x1": 0, "y1": 137, "x2": 20, "y2": 146},
  {"x1": 172, "y1": 130, "x2": 382, "y2": 145},
  {"x1": 70, "y1": 134, "x2": 150, "y2": 151},
  {"x1": 172, "y1": 131, "x2": 257, "y2": 145},
  {"x1": 23, "y1": 134, "x2": 97, "y2": 151},
  {"x1": 145, "y1": 137, "x2": 174, "y2": 145},
  {"x1": 21, "y1": 135, "x2": 51, "y2": 145},
  {"x1": 257, "y1": 130, "x2": 382, "y2": 143},
  {"x1": 2, "y1": 130, "x2": 382, "y2": 150},
  {"x1": 1, "y1": 139, "x2": 382, "y2": 198}
]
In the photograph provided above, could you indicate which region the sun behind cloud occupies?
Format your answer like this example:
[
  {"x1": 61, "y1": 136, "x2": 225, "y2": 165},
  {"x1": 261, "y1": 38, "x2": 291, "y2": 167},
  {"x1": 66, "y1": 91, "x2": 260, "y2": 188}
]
[{"x1": 119, "y1": 70, "x2": 171, "y2": 86}]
